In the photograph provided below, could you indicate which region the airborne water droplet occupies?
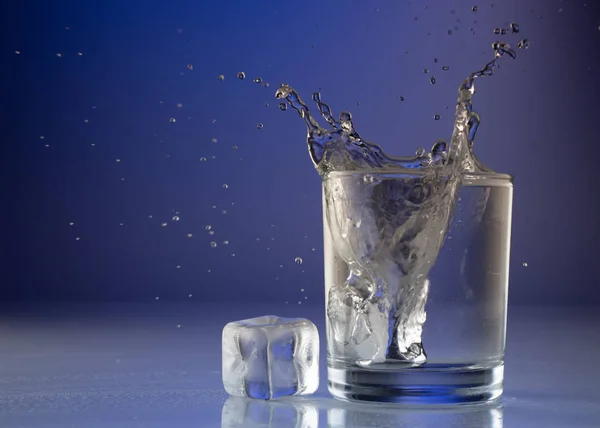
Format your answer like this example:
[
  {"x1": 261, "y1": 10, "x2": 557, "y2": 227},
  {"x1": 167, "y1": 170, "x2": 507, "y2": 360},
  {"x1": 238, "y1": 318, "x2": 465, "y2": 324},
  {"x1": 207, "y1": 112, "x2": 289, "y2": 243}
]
[
  {"x1": 442, "y1": 65, "x2": 450, "y2": 71},
  {"x1": 522, "y1": 262, "x2": 528, "y2": 267},
  {"x1": 222, "y1": 184, "x2": 228, "y2": 189},
  {"x1": 253, "y1": 77, "x2": 262, "y2": 84},
  {"x1": 217, "y1": 74, "x2": 225, "y2": 81},
  {"x1": 279, "y1": 102, "x2": 287, "y2": 111},
  {"x1": 187, "y1": 64, "x2": 193, "y2": 71},
  {"x1": 415, "y1": 148, "x2": 426, "y2": 157},
  {"x1": 472, "y1": 5, "x2": 478, "y2": 12},
  {"x1": 172, "y1": 215, "x2": 180, "y2": 221},
  {"x1": 517, "y1": 39, "x2": 530, "y2": 49},
  {"x1": 257, "y1": 123, "x2": 264, "y2": 129},
  {"x1": 169, "y1": 118, "x2": 176, "y2": 123},
  {"x1": 510, "y1": 22, "x2": 520, "y2": 33},
  {"x1": 430, "y1": 76, "x2": 436, "y2": 84},
  {"x1": 200, "y1": 157, "x2": 207, "y2": 162},
  {"x1": 232, "y1": 145, "x2": 238, "y2": 150},
  {"x1": 399, "y1": 96, "x2": 405, "y2": 101},
  {"x1": 210, "y1": 241, "x2": 217, "y2": 248},
  {"x1": 434, "y1": 114, "x2": 441, "y2": 120},
  {"x1": 205, "y1": 225, "x2": 212, "y2": 230},
  {"x1": 363, "y1": 174, "x2": 375, "y2": 184},
  {"x1": 237, "y1": 71, "x2": 245, "y2": 79},
  {"x1": 295, "y1": 257, "x2": 303, "y2": 264}
]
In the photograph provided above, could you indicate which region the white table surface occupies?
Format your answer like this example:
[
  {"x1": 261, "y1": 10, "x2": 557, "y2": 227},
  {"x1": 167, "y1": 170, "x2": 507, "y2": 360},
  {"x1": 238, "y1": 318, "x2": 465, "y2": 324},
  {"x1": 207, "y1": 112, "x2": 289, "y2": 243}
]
[{"x1": 0, "y1": 302, "x2": 598, "y2": 427}]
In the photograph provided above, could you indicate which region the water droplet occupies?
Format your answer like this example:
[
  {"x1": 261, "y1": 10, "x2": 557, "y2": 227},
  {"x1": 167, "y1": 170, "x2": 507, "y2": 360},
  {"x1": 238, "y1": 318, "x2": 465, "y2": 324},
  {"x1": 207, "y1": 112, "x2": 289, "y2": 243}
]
[
  {"x1": 223, "y1": 240, "x2": 229, "y2": 245},
  {"x1": 211, "y1": 137, "x2": 218, "y2": 143},
  {"x1": 155, "y1": 296, "x2": 160, "y2": 300},
  {"x1": 212, "y1": 119, "x2": 217, "y2": 124},
  {"x1": 500, "y1": 28, "x2": 507, "y2": 35},
  {"x1": 493, "y1": 28, "x2": 501, "y2": 35},
  {"x1": 205, "y1": 225, "x2": 212, "y2": 230},
  {"x1": 253, "y1": 77, "x2": 262, "y2": 84},
  {"x1": 415, "y1": 148, "x2": 426, "y2": 157},
  {"x1": 399, "y1": 96, "x2": 405, "y2": 101},
  {"x1": 311, "y1": 248, "x2": 316, "y2": 252},
  {"x1": 210, "y1": 241, "x2": 217, "y2": 248},
  {"x1": 423, "y1": 68, "x2": 429, "y2": 74},
  {"x1": 472, "y1": 5, "x2": 478, "y2": 12},
  {"x1": 69, "y1": 222, "x2": 74, "y2": 226},
  {"x1": 558, "y1": 8, "x2": 563, "y2": 13},
  {"x1": 278, "y1": 102, "x2": 287, "y2": 111},
  {"x1": 430, "y1": 76, "x2": 436, "y2": 84},
  {"x1": 187, "y1": 233, "x2": 193, "y2": 238},
  {"x1": 237, "y1": 71, "x2": 245, "y2": 79},
  {"x1": 222, "y1": 183, "x2": 228, "y2": 189},
  {"x1": 75, "y1": 237, "x2": 81, "y2": 241},
  {"x1": 257, "y1": 123, "x2": 264, "y2": 129},
  {"x1": 188, "y1": 294, "x2": 192, "y2": 297},
  {"x1": 187, "y1": 64, "x2": 193, "y2": 71},
  {"x1": 232, "y1": 145, "x2": 238, "y2": 150},
  {"x1": 115, "y1": 158, "x2": 121, "y2": 163},
  {"x1": 176, "y1": 324, "x2": 181, "y2": 328},
  {"x1": 221, "y1": 210, "x2": 228, "y2": 215},
  {"x1": 169, "y1": 117, "x2": 176, "y2": 123},
  {"x1": 161, "y1": 222, "x2": 168, "y2": 227},
  {"x1": 363, "y1": 174, "x2": 374, "y2": 184},
  {"x1": 217, "y1": 74, "x2": 225, "y2": 81},
  {"x1": 510, "y1": 22, "x2": 520, "y2": 33},
  {"x1": 200, "y1": 157, "x2": 207, "y2": 162},
  {"x1": 434, "y1": 114, "x2": 441, "y2": 120},
  {"x1": 298, "y1": 301, "x2": 302, "y2": 305},
  {"x1": 263, "y1": 82, "x2": 270, "y2": 88},
  {"x1": 231, "y1": 253, "x2": 236, "y2": 257},
  {"x1": 176, "y1": 103, "x2": 183, "y2": 108},
  {"x1": 14, "y1": 50, "x2": 20, "y2": 54},
  {"x1": 295, "y1": 257, "x2": 303, "y2": 265},
  {"x1": 172, "y1": 215, "x2": 180, "y2": 221},
  {"x1": 56, "y1": 53, "x2": 62, "y2": 57},
  {"x1": 176, "y1": 265, "x2": 181, "y2": 269},
  {"x1": 517, "y1": 39, "x2": 530, "y2": 49},
  {"x1": 442, "y1": 65, "x2": 450, "y2": 71},
  {"x1": 433, "y1": 58, "x2": 438, "y2": 63},
  {"x1": 208, "y1": 230, "x2": 215, "y2": 235},
  {"x1": 522, "y1": 262, "x2": 528, "y2": 267}
]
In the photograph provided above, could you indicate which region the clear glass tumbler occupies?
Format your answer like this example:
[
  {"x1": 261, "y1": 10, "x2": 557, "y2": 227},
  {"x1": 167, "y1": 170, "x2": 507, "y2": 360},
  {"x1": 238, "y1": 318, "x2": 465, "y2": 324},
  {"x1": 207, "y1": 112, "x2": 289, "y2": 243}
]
[{"x1": 322, "y1": 170, "x2": 512, "y2": 404}]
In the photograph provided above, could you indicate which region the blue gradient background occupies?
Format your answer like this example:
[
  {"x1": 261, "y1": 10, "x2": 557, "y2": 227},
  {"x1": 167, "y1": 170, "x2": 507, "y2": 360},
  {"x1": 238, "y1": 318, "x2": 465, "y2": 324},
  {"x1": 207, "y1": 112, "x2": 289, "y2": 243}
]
[{"x1": 1, "y1": 0, "x2": 599, "y2": 306}]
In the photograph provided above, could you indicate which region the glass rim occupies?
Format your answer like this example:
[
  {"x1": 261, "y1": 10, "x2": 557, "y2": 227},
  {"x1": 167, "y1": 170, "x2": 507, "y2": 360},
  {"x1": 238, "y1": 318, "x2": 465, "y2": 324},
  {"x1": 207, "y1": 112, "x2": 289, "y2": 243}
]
[{"x1": 325, "y1": 170, "x2": 513, "y2": 183}]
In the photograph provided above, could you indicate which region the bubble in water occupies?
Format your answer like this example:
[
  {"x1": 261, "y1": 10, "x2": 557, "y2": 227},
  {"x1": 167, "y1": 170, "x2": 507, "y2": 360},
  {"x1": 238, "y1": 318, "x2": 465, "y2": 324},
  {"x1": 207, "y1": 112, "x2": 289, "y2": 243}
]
[
  {"x1": 257, "y1": 123, "x2": 264, "y2": 129},
  {"x1": 210, "y1": 241, "x2": 217, "y2": 248},
  {"x1": 187, "y1": 64, "x2": 193, "y2": 71},
  {"x1": 522, "y1": 262, "x2": 528, "y2": 267},
  {"x1": 434, "y1": 114, "x2": 441, "y2": 120},
  {"x1": 237, "y1": 71, "x2": 246, "y2": 79},
  {"x1": 442, "y1": 65, "x2": 450, "y2": 71},
  {"x1": 218, "y1": 74, "x2": 225, "y2": 81},
  {"x1": 200, "y1": 157, "x2": 207, "y2": 162},
  {"x1": 253, "y1": 77, "x2": 262, "y2": 84},
  {"x1": 430, "y1": 76, "x2": 436, "y2": 84},
  {"x1": 517, "y1": 39, "x2": 530, "y2": 49},
  {"x1": 279, "y1": 102, "x2": 287, "y2": 111},
  {"x1": 169, "y1": 118, "x2": 176, "y2": 123},
  {"x1": 222, "y1": 183, "x2": 228, "y2": 189},
  {"x1": 510, "y1": 22, "x2": 520, "y2": 33},
  {"x1": 172, "y1": 215, "x2": 180, "y2": 221},
  {"x1": 295, "y1": 257, "x2": 303, "y2": 265},
  {"x1": 472, "y1": 5, "x2": 478, "y2": 11}
]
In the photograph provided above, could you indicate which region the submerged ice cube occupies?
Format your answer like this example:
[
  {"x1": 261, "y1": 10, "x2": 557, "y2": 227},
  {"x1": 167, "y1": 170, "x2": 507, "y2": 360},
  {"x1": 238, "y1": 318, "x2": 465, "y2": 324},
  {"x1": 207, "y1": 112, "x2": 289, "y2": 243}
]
[{"x1": 222, "y1": 315, "x2": 319, "y2": 400}]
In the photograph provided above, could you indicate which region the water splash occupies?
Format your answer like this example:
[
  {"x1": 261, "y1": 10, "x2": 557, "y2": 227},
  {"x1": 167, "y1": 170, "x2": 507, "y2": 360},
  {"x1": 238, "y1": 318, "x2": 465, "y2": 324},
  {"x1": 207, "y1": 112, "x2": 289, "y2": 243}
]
[{"x1": 275, "y1": 40, "x2": 518, "y2": 366}]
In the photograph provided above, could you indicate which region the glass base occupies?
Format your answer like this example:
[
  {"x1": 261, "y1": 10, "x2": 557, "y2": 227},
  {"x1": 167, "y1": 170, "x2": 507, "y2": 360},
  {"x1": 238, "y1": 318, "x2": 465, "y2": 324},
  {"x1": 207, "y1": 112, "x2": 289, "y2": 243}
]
[{"x1": 327, "y1": 362, "x2": 504, "y2": 405}]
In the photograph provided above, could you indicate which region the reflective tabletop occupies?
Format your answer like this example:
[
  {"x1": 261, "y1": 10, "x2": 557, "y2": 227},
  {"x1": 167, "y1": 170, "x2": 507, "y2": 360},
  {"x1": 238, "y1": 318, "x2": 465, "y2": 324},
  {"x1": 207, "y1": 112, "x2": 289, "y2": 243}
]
[{"x1": 0, "y1": 303, "x2": 598, "y2": 427}]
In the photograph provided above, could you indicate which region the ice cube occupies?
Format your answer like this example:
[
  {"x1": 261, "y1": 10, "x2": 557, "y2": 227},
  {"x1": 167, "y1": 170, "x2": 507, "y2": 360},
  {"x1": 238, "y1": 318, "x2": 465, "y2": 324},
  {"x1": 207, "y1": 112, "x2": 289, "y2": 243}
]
[
  {"x1": 221, "y1": 397, "x2": 319, "y2": 428},
  {"x1": 222, "y1": 315, "x2": 319, "y2": 399}
]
